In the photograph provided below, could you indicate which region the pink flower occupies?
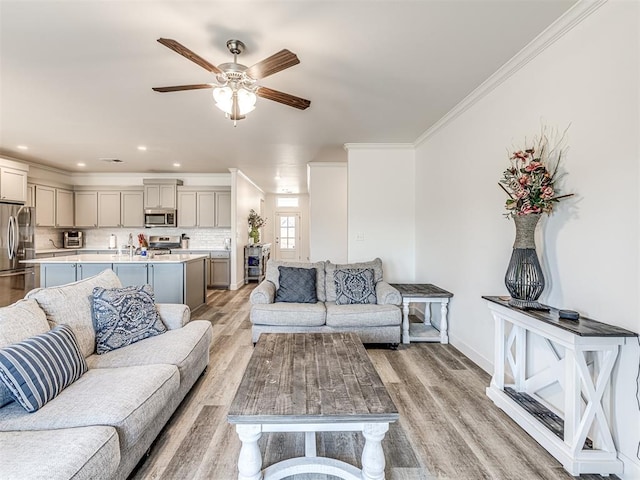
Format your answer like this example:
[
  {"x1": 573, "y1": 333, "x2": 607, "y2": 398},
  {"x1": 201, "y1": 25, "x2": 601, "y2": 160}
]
[
  {"x1": 518, "y1": 175, "x2": 531, "y2": 186},
  {"x1": 520, "y1": 205, "x2": 541, "y2": 215},
  {"x1": 511, "y1": 151, "x2": 527, "y2": 161},
  {"x1": 541, "y1": 186, "x2": 554, "y2": 199},
  {"x1": 524, "y1": 161, "x2": 544, "y2": 173}
]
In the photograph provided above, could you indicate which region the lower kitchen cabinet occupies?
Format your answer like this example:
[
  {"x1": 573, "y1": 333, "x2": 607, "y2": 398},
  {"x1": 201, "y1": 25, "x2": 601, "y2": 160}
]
[
  {"x1": 209, "y1": 258, "x2": 230, "y2": 288},
  {"x1": 77, "y1": 263, "x2": 112, "y2": 280},
  {"x1": 147, "y1": 263, "x2": 184, "y2": 304},
  {"x1": 40, "y1": 264, "x2": 77, "y2": 287},
  {"x1": 113, "y1": 264, "x2": 149, "y2": 287}
]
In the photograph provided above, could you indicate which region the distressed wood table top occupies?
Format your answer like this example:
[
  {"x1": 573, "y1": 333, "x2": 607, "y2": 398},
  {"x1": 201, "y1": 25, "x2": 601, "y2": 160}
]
[
  {"x1": 228, "y1": 333, "x2": 399, "y2": 424},
  {"x1": 390, "y1": 283, "x2": 453, "y2": 298}
]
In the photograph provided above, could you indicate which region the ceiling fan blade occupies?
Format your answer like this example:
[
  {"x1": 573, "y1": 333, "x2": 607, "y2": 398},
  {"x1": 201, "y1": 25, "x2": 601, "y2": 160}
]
[
  {"x1": 257, "y1": 87, "x2": 311, "y2": 110},
  {"x1": 157, "y1": 38, "x2": 223, "y2": 75},
  {"x1": 246, "y1": 49, "x2": 300, "y2": 80},
  {"x1": 152, "y1": 84, "x2": 213, "y2": 93}
]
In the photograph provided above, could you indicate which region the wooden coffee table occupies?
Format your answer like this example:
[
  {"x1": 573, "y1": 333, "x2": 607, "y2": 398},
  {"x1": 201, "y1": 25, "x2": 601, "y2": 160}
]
[{"x1": 228, "y1": 333, "x2": 399, "y2": 480}]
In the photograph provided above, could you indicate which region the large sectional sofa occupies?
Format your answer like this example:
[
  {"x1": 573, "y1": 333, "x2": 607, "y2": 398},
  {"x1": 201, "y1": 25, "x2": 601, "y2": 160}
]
[
  {"x1": 250, "y1": 258, "x2": 402, "y2": 345},
  {"x1": 0, "y1": 269, "x2": 213, "y2": 480}
]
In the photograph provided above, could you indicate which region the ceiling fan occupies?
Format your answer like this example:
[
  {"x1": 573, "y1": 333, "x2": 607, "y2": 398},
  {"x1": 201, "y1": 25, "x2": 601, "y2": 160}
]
[{"x1": 153, "y1": 38, "x2": 311, "y2": 125}]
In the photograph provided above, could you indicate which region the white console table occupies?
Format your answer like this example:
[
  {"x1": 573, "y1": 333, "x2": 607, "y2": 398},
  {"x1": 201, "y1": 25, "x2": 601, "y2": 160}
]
[{"x1": 484, "y1": 296, "x2": 637, "y2": 476}]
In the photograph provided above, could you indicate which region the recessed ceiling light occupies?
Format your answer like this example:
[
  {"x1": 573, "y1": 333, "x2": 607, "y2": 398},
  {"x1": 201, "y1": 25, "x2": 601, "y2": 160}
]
[
  {"x1": 16, "y1": 145, "x2": 28, "y2": 150},
  {"x1": 137, "y1": 146, "x2": 147, "y2": 151},
  {"x1": 173, "y1": 163, "x2": 181, "y2": 167},
  {"x1": 77, "y1": 162, "x2": 86, "y2": 167}
]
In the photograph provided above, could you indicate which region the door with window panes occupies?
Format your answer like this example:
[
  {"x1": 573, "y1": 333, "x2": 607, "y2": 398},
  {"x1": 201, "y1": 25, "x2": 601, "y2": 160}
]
[{"x1": 275, "y1": 213, "x2": 300, "y2": 260}]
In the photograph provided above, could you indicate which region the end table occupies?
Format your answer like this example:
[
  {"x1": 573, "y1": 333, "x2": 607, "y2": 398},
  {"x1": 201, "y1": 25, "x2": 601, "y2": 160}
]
[{"x1": 390, "y1": 283, "x2": 453, "y2": 344}]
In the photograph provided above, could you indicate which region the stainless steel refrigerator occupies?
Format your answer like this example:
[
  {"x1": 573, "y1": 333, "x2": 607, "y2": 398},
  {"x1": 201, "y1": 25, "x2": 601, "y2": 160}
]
[{"x1": 0, "y1": 204, "x2": 36, "y2": 307}]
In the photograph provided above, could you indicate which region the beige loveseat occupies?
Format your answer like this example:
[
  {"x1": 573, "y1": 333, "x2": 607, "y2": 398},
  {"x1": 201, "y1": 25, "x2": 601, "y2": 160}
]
[
  {"x1": 250, "y1": 258, "x2": 402, "y2": 346},
  {"x1": 0, "y1": 269, "x2": 212, "y2": 480}
]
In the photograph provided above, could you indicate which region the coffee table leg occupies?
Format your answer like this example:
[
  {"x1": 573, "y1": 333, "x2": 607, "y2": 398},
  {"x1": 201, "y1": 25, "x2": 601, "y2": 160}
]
[
  {"x1": 361, "y1": 423, "x2": 389, "y2": 480},
  {"x1": 236, "y1": 424, "x2": 263, "y2": 480}
]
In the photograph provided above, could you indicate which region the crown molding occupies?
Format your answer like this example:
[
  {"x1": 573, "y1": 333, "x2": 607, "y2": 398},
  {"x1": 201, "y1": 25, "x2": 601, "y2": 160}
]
[
  {"x1": 230, "y1": 168, "x2": 265, "y2": 194},
  {"x1": 307, "y1": 162, "x2": 347, "y2": 168},
  {"x1": 344, "y1": 143, "x2": 414, "y2": 151},
  {"x1": 414, "y1": 0, "x2": 608, "y2": 147}
]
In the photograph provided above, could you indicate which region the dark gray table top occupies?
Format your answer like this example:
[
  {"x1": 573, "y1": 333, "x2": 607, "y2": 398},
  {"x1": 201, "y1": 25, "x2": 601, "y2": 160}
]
[
  {"x1": 228, "y1": 333, "x2": 399, "y2": 424},
  {"x1": 390, "y1": 283, "x2": 453, "y2": 298},
  {"x1": 483, "y1": 296, "x2": 638, "y2": 338}
]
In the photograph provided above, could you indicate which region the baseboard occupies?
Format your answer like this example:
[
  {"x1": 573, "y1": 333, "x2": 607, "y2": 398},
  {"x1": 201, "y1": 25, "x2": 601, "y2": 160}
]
[
  {"x1": 229, "y1": 280, "x2": 244, "y2": 291},
  {"x1": 448, "y1": 332, "x2": 493, "y2": 375},
  {"x1": 619, "y1": 452, "x2": 640, "y2": 480}
]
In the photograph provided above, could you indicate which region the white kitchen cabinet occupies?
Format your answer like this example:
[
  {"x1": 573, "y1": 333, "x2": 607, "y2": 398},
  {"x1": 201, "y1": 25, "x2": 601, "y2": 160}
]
[
  {"x1": 210, "y1": 257, "x2": 230, "y2": 288},
  {"x1": 144, "y1": 184, "x2": 177, "y2": 209},
  {"x1": 197, "y1": 192, "x2": 215, "y2": 227},
  {"x1": 26, "y1": 184, "x2": 35, "y2": 208},
  {"x1": 55, "y1": 189, "x2": 74, "y2": 228},
  {"x1": 215, "y1": 192, "x2": 231, "y2": 227},
  {"x1": 121, "y1": 191, "x2": 144, "y2": 227},
  {"x1": 177, "y1": 191, "x2": 197, "y2": 227},
  {"x1": 0, "y1": 166, "x2": 28, "y2": 204},
  {"x1": 35, "y1": 185, "x2": 56, "y2": 227},
  {"x1": 98, "y1": 191, "x2": 122, "y2": 227},
  {"x1": 75, "y1": 191, "x2": 98, "y2": 227}
]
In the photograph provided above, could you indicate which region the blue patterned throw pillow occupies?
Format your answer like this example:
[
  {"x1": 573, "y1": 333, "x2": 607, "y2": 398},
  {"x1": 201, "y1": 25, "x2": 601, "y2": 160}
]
[
  {"x1": 92, "y1": 285, "x2": 167, "y2": 354},
  {"x1": 275, "y1": 266, "x2": 318, "y2": 303},
  {"x1": 0, "y1": 324, "x2": 87, "y2": 412},
  {"x1": 334, "y1": 268, "x2": 378, "y2": 305}
]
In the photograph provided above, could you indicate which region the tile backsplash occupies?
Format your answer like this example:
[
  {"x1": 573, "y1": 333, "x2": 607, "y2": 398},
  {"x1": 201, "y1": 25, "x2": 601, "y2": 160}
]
[{"x1": 36, "y1": 227, "x2": 232, "y2": 250}]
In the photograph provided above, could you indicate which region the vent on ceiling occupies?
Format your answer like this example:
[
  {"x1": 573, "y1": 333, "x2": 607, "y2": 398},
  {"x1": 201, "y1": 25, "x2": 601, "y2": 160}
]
[{"x1": 99, "y1": 158, "x2": 124, "y2": 164}]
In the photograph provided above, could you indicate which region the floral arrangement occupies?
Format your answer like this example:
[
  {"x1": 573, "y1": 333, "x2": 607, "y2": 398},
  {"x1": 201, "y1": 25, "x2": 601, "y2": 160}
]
[
  {"x1": 248, "y1": 209, "x2": 266, "y2": 230},
  {"x1": 499, "y1": 127, "x2": 572, "y2": 218}
]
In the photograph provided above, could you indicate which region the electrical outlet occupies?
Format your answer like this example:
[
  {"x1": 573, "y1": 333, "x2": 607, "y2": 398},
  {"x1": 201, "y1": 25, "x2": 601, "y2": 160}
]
[{"x1": 356, "y1": 232, "x2": 365, "y2": 242}]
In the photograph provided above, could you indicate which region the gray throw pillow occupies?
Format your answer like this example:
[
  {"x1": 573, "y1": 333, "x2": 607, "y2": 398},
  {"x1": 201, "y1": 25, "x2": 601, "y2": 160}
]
[
  {"x1": 275, "y1": 266, "x2": 317, "y2": 303},
  {"x1": 92, "y1": 285, "x2": 167, "y2": 354},
  {"x1": 334, "y1": 268, "x2": 377, "y2": 305}
]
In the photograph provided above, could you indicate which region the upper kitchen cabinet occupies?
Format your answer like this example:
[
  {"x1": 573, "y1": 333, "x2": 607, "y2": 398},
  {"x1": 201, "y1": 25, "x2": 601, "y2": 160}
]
[
  {"x1": 197, "y1": 191, "x2": 215, "y2": 228},
  {"x1": 143, "y1": 179, "x2": 183, "y2": 209},
  {"x1": 177, "y1": 190, "x2": 197, "y2": 227},
  {"x1": 215, "y1": 192, "x2": 231, "y2": 228},
  {"x1": 0, "y1": 158, "x2": 29, "y2": 204},
  {"x1": 34, "y1": 185, "x2": 73, "y2": 227},
  {"x1": 121, "y1": 191, "x2": 143, "y2": 227},
  {"x1": 75, "y1": 191, "x2": 98, "y2": 227},
  {"x1": 97, "y1": 191, "x2": 122, "y2": 227}
]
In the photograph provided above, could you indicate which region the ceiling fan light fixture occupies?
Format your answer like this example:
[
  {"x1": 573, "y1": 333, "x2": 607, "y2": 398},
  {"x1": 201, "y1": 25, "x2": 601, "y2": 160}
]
[{"x1": 213, "y1": 85, "x2": 256, "y2": 116}]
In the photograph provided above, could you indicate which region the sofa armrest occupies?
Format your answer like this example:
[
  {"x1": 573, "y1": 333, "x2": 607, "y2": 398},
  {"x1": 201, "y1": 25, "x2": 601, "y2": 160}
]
[
  {"x1": 250, "y1": 281, "x2": 276, "y2": 304},
  {"x1": 155, "y1": 303, "x2": 191, "y2": 330},
  {"x1": 376, "y1": 281, "x2": 402, "y2": 306}
]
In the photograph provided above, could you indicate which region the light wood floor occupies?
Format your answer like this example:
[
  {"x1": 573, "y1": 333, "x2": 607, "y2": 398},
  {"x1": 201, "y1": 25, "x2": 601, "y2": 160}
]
[{"x1": 129, "y1": 285, "x2": 616, "y2": 480}]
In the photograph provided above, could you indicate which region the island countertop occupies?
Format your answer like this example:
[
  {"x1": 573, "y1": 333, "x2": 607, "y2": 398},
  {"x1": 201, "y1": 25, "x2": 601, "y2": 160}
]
[{"x1": 22, "y1": 253, "x2": 209, "y2": 264}]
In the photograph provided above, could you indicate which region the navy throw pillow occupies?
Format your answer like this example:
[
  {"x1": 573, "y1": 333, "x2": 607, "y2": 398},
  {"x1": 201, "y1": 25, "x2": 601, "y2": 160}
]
[
  {"x1": 0, "y1": 324, "x2": 87, "y2": 412},
  {"x1": 275, "y1": 267, "x2": 317, "y2": 303}
]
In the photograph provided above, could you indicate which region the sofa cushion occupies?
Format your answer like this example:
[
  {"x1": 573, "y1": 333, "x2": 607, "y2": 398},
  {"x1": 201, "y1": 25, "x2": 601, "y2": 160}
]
[
  {"x1": 87, "y1": 320, "x2": 211, "y2": 384},
  {"x1": 26, "y1": 269, "x2": 122, "y2": 358},
  {"x1": 0, "y1": 298, "x2": 50, "y2": 407},
  {"x1": 251, "y1": 302, "x2": 326, "y2": 327},
  {"x1": 92, "y1": 284, "x2": 167, "y2": 354},
  {"x1": 0, "y1": 324, "x2": 87, "y2": 412},
  {"x1": 266, "y1": 260, "x2": 326, "y2": 302},
  {"x1": 325, "y1": 258, "x2": 384, "y2": 302},
  {"x1": 0, "y1": 426, "x2": 120, "y2": 480},
  {"x1": 0, "y1": 363, "x2": 179, "y2": 451},
  {"x1": 334, "y1": 268, "x2": 377, "y2": 305},
  {"x1": 325, "y1": 302, "x2": 402, "y2": 328},
  {"x1": 275, "y1": 266, "x2": 318, "y2": 303}
]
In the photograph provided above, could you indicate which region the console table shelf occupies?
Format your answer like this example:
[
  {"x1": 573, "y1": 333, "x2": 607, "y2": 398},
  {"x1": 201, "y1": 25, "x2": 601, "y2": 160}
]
[{"x1": 483, "y1": 296, "x2": 637, "y2": 476}]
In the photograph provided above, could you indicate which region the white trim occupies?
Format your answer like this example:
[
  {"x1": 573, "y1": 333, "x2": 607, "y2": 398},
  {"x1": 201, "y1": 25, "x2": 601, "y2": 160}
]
[
  {"x1": 230, "y1": 167, "x2": 264, "y2": 194},
  {"x1": 343, "y1": 143, "x2": 414, "y2": 151},
  {"x1": 619, "y1": 451, "x2": 640, "y2": 480},
  {"x1": 414, "y1": 0, "x2": 608, "y2": 146},
  {"x1": 449, "y1": 333, "x2": 493, "y2": 375},
  {"x1": 307, "y1": 162, "x2": 347, "y2": 168}
]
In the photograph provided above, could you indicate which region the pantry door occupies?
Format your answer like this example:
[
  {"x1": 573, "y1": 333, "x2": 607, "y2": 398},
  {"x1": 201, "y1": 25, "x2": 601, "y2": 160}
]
[{"x1": 274, "y1": 213, "x2": 300, "y2": 261}]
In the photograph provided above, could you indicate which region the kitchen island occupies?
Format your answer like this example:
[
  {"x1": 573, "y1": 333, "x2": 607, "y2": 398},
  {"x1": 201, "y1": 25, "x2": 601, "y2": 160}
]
[{"x1": 22, "y1": 254, "x2": 208, "y2": 310}]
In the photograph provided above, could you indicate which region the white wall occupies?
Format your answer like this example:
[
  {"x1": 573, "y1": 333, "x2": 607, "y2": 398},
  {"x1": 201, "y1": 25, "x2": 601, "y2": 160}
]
[
  {"x1": 414, "y1": 1, "x2": 640, "y2": 475},
  {"x1": 230, "y1": 169, "x2": 264, "y2": 290},
  {"x1": 346, "y1": 145, "x2": 415, "y2": 282},
  {"x1": 307, "y1": 162, "x2": 348, "y2": 263}
]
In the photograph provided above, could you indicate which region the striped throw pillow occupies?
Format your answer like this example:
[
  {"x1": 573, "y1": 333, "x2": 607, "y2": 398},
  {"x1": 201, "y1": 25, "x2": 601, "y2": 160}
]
[{"x1": 0, "y1": 324, "x2": 87, "y2": 412}]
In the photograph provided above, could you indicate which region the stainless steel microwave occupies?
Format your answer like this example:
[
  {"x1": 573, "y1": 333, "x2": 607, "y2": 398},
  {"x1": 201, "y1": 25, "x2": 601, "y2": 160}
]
[{"x1": 144, "y1": 209, "x2": 177, "y2": 228}]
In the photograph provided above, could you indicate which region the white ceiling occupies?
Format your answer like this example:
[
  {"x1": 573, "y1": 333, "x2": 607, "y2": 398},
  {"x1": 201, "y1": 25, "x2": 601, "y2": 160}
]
[{"x1": 0, "y1": 0, "x2": 576, "y2": 194}]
